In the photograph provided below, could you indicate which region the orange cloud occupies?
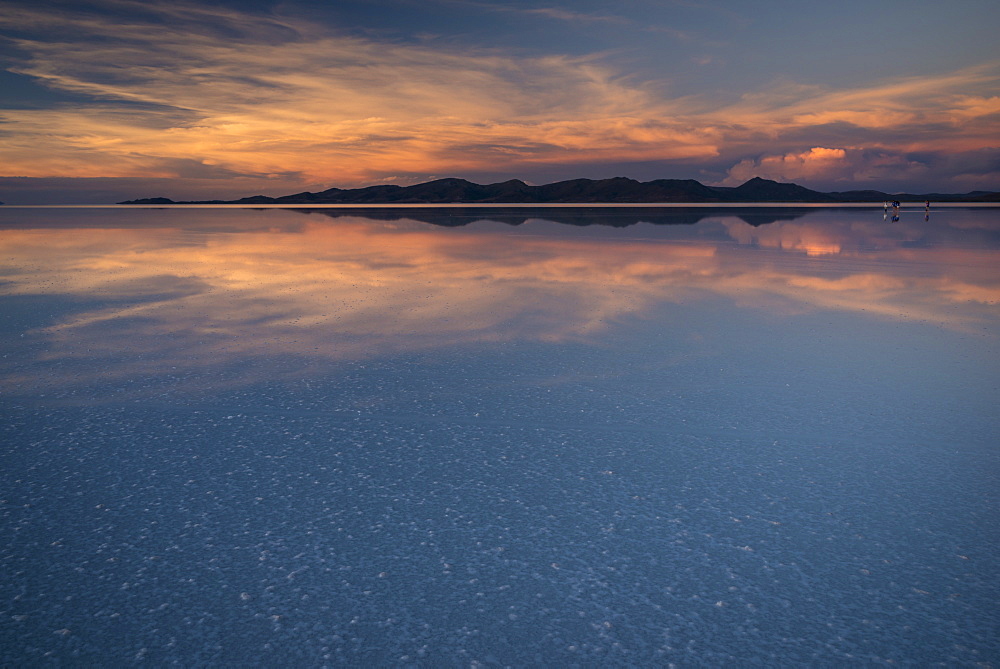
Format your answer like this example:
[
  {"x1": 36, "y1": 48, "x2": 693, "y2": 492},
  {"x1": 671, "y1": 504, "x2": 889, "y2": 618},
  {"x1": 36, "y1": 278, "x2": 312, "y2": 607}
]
[
  {"x1": 717, "y1": 65, "x2": 1000, "y2": 152},
  {"x1": 0, "y1": 2, "x2": 997, "y2": 195},
  {"x1": 0, "y1": 4, "x2": 719, "y2": 184},
  {"x1": 720, "y1": 147, "x2": 849, "y2": 187}
]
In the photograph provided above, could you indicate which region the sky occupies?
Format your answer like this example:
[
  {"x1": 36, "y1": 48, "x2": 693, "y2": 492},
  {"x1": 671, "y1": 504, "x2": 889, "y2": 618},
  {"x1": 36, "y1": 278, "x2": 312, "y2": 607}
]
[{"x1": 1, "y1": 0, "x2": 998, "y2": 203}]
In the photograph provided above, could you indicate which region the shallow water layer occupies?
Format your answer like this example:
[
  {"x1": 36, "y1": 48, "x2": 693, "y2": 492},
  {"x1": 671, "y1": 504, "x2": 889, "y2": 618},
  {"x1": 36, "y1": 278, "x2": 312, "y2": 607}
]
[{"x1": 1, "y1": 206, "x2": 998, "y2": 666}]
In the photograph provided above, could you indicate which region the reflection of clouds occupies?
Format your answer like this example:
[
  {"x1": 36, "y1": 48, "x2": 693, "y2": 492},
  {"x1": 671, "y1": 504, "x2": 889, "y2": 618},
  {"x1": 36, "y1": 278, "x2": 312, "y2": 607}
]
[
  {"x1": 1, "y1": 220, "x2": 716, "y2": 377},
  {"x1": 1, "y1": 214, "x2": 997, "y2": 392},
  {"x1": 723, "y1": 218, "x2": 844, "y2": 256},
  {"x1": 714, "y1": 217, "x2": 1000, "y2": 326}
]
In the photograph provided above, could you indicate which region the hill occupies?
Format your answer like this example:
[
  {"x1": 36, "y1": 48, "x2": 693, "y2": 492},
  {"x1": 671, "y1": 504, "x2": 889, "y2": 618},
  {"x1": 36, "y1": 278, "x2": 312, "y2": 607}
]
[{"x1": 119, "y1": 177, "x2": 1000, "y2": 205}]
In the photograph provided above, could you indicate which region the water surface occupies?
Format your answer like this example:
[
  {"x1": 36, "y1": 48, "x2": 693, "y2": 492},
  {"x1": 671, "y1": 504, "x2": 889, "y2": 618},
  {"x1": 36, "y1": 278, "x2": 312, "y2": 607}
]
[{"x1": 2, "y1": 206, "x2": 998, "y2": 666}]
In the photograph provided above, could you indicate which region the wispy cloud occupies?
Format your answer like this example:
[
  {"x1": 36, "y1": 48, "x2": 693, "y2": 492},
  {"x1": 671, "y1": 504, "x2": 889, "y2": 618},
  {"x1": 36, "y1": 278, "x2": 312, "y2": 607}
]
[
  {"x1": 515, "y1": 6, "x2": 629, "y2": 25},
  {"x1": 498, "y1": 2, "x2": 694, "y2": 40},
  {"x1": 427, "y1": 1, "x2": 634, "y2": 28},
  {"x1": 0, "y1": 1, "x2": 997, "y2": 192},
  {"x1": 0, "y1": 2, "x2": 716, "y2": 184}
]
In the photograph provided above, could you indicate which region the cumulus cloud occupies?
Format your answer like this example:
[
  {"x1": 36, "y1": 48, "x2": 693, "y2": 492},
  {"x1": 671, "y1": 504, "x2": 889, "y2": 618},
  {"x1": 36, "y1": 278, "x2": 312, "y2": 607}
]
[
  {"x1": 720, "y1": 147, "x2": 849, "y2": 186},
  {"x1": 708, "y1": 64, "x2": 1000, "y2": 190},
  {"x1": 715, "y1": 145, "x2": 1000, "y2": 192}
]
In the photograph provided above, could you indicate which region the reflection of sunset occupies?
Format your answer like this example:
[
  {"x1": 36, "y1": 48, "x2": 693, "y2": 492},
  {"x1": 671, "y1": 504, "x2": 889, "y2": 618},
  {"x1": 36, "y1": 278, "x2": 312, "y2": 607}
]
[
  {"x1": 2, "y1": 219, "x2": 716, "y2": 365},
  {"x1": 723, "y1": 220, "x2": 844, "y2": 256},
  {"x1": 1, "y1": 213, "x2": 998, "y2": 390}
]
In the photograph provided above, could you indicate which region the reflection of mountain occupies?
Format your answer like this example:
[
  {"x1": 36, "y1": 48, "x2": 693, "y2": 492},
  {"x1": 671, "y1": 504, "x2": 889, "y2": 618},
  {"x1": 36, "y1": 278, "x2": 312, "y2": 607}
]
[
  {"x1": 3, "y1": 210, "x2": 998, "y2": 402},
  {"x1": 292, "y1": 206, "x2": 811, "y2": 228},
  {"x1": 119, "y1": 176, "x2": 1000, "y2": 205}
]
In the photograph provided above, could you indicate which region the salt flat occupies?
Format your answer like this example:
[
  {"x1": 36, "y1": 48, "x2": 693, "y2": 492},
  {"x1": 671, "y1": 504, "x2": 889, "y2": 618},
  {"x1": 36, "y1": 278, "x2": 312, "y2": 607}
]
[{"x1": 2, "y1": 206, "x2": 997, "y2": 666}]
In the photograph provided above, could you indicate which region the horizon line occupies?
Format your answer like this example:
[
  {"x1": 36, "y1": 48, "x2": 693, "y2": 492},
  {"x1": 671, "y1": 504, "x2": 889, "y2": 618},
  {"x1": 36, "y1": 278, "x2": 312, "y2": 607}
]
[{"x1": 7, "y1": 202, "x2": 1000, "y2": 209}]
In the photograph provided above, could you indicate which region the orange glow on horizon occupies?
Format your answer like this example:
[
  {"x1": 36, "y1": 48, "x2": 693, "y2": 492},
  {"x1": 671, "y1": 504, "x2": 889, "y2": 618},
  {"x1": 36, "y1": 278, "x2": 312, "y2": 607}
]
[{"x1": 0, "y1": 5, "x2": 997, "y2": 192}]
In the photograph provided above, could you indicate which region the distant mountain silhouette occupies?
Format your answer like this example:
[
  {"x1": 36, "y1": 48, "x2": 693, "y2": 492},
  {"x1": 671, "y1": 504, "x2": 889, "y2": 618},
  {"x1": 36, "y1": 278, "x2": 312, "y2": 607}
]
[
  {"x1": 717, "y1": 177, "x2": 839, "y2": 202},
  {"x1": 119, "y1": 177, "x2": 1000, "y2": 205},
  {"x1": 828, "y1": 188, "x2": 1000, "y2": 202}
]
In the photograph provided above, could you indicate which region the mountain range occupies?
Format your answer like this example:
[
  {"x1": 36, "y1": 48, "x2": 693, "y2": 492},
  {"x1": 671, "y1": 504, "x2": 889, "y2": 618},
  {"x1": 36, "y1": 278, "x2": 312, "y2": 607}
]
[{"x1": 118, "y1": 176, "x2": 1000, "y2": 205}]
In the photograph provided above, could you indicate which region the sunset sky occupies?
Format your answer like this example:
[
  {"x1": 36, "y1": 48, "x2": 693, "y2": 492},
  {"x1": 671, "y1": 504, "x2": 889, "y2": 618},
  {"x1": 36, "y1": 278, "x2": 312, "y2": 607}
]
[{"x1": 1, "y1": 0, "x2": 998, "y2": 203}]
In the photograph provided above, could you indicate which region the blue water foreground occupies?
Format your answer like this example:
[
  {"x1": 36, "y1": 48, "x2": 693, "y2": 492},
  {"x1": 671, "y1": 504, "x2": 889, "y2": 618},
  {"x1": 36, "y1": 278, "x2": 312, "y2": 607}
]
[{"x1": 2, "y1": 206, "x2": 998, "y2": 666}]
